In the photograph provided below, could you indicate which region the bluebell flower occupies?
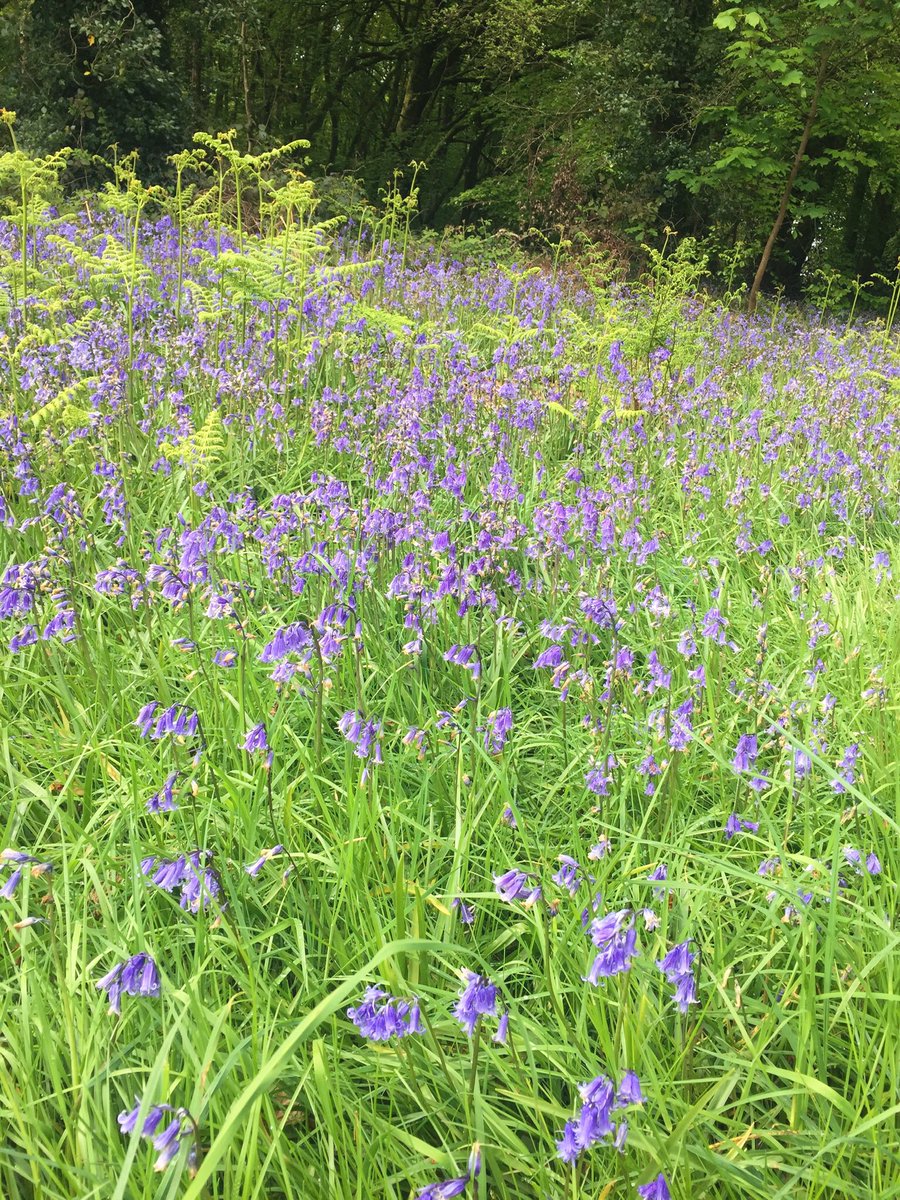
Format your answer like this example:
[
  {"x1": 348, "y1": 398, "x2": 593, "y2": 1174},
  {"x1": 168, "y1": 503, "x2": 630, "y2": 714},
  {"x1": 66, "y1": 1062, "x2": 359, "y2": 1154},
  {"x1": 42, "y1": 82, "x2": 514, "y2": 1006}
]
[
  {"x1": 724, "y1": 813, "x2": 759, "y2": 839},
  {"x1": 245, "y1": 845, "x2": 285, "y2": 877},
  {"x1": 9, "y1": 624, "x2": 37, "y2": 652},
  {"x1": 453, "y1": 970, "x2": 497, "y2": 1036},
  {"x1": 118, "y1": 1097, "x2": 197, "y2": 1173},
  {"x1": 97, "y1": 953, "x2": 160, "y2": 1014},
  {"x1": 732, "y1": 734, "x2": 758, "y2": 773},
  {"x1": 616, "y1": 1071, "x2": 645, "y2": 1107},
  {"x1": 556, "y1": 1120, "x2": 579, "y2": 1163},
  {"x1": 493, "y1": 868, "x2": 541, "y2": 906},
  {"x1": 533, "y1": 644, "x2": 564, "y2": 670},
  {"x1": 337, "y1": 710, "x2": 383, "y2": 765},
  {"x1": 637, "y1": 1174, "x2": 671, "y2": 1199},
  {"x1": 347, "y1": 986, "x2": 423, "y2": 1040},
  {"x1": 443, "y1": 643, "x2": 481, "y2": 680},
  {"x1": 451, "y1": 897, "x2": 475, "y2": 924},
  {"x1": 147, "y1": 771, "x2": 179, "y2": 814},
  {"x1": 135, "y1": 702, "x2": 159, "y2": 737},
  {"x1": 842, "y1": 846, "x2": 882, "y2": 875},
  {"x1": 483, "y1": 707, "x2": 513, "y2": 754},
  {"x1": 493, "y1": 1010, "x2": 510, "y2": 1044},
  {"x1": 873, "y1": 550, "x2": 891, "y2": 584},
  {"x1": 584, "y1": 909, "x2": 637, "y2": 983},
  {"x1": 243, "y1": 722, "x2": 269, "y2": 753},
  {"x1": 657, "y1": 940, "x2": 698, "y2": 1013},
  {"x1": 213, "y1": 647, "x2": 237, "y2": 668},
  {"x1": 586, "y1": 755, "x2": 616, "y2": 797},
  {"x1": 832, "y1": 743, "x2": 860, "y2": 793},
  {"x1": 556, "y1": 1070, "x2": 642, "y2": 1163},
  {"x1": 793, "y1": 749, "x2": 812, "y2": 778},
  {"x1": 142, "y1": 850, "x2": 223, "y2": 914},
  {"x1": 414, "y1": 1145, "x2": 480, "y2": 1199},
  {"x1": 552, "y1": 854, "x2": 583, "y2": 896},
  {"x1": 0, "y1": 849, "x2": 52, "y2": 899}
]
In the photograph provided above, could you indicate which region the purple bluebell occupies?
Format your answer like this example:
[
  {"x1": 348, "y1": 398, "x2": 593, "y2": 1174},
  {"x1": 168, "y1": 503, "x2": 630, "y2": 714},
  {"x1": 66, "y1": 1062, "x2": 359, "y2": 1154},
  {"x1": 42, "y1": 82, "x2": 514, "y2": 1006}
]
[
  {"x1": 732, "y1": 734, "x2": 758, "y2": 773},
  {"x1": 142, "y1": 850, "x2": 223, "y2": 914},
  {"x1": 97, "y1": 953, "x2": 160, "y2": 1014},
  {"x1": 0, "y1": 849, "x2": 52, "y2": 899},
  {"x1": 242, "y1": 722, "x2": 269, "y2": 753},
  {"x1": 245, "y1": 845, "x2": 285, "y2": 876},
  {"x1": 552, "y1": 854, "x2": 583, "y2": 896},
  {"x1": 588, "y1": 838, "x2": 610, "y2": 860},
  {"x1": 443, "y1": 643, "x2": 481, "y2": 679},
  {"x1": 347, "y1": 986, "x2": 423, "y2": 1040},
  {"x1": 118, "y1": 1098, "x2": 197, "y2": 1173},
  {"x1": 494, "y1": 868, "x2": 541, "y2": 906},
  {"x1": 586, "y1": 755, "x2": 616, "y2": 797},
  {"x1": 414, "y1": 1145, "x2": 480, "y2": 1200},
  {"x1": 638, "y1": 1175, "x2": 671, "y2": 1200},
  {"x1": 337, "y1": 710, "x2": 383, "y2": 766},
  {"x1": 483, "y1": 707, "x2": 513, "y2": 754},
  {"x1": 657, "y1": 940, "x2": 698, "y2": 1013},
  {"x1": 724, "y1": 813, "x2": 759, "y2": 839},
  {"x1": 793, "y1": 749, "x2": 812, "y2": 778},
  {"x1": 556, "y1": 1070, "x2": 642, "y2": 1163},
  {"x1": 584, "y1": 909, "x2": 637, "y2": 983},
  {"x1": 453, "y1": 970, "x2": 498, "y2": 1036},
  {"x1": 147, "y1": 771, "x2": 179, "y2": 814}
]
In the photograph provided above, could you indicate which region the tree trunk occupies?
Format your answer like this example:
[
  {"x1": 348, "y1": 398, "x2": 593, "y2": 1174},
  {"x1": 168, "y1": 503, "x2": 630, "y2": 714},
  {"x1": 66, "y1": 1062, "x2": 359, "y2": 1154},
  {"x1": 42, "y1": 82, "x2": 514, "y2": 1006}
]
[
  {"x1": 240, "y1": 19, "x2": 253, "y2": 146},
  {"x1": 747, "y1": 61, "x2": 827, "y2": 314}
]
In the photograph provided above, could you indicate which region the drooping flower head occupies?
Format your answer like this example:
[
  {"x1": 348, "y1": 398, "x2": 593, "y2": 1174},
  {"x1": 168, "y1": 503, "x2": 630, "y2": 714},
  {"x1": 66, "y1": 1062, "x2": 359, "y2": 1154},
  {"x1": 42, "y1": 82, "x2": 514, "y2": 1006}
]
[
  {"x1": 584, "y1": 908, "x2": 637, "y2": 984},
  {"x1": 245, "y1": 845, "x2": 285, "y2": 877},
  {"x1": 493, "y1": 868, "x2": 541, "y2": 907},
  {"x1": 453, "y1": 970, "x2": 497, "y2": 1036},
  {"x1": 637, "y1": 1175, "x2": 671, "y2": 1200},
  {"x1": 97, "y1": 953, "x2": 160, "y2": 1014},
  {"x1": 347, "y1": 986, "x2": 423, "y2": 1041},
  {"x1": 414, "y1": 1144, "x2": 481, "y2": 1199},
  {"x1": 118, "y1": 1097, "x2": 197, "y2": 1174},
  {"x1": 657, "y1": 939, "x2": 699, "y2": 1013}
]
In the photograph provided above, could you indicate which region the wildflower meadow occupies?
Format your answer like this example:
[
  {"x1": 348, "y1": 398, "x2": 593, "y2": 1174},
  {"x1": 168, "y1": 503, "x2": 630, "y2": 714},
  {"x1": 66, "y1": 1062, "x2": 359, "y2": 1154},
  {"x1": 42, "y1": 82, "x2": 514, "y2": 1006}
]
[{"x1": 0, "y1": 145, "x2": 898, "y2": 1200}]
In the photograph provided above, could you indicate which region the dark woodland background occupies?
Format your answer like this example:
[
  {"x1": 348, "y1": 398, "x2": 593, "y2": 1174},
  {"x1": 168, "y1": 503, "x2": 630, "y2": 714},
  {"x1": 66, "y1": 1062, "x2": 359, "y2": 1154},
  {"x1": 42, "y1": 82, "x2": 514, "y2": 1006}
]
[{"x1": 2, "y1": 0, "x2": 898, "y2": 302}]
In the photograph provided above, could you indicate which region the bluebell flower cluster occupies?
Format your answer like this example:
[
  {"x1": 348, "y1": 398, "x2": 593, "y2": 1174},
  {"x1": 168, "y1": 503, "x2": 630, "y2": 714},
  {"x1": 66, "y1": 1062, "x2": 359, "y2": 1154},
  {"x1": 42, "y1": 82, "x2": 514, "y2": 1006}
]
[
  {"x1": 337, "y1": 709, "x2": 383, "y2": 772},
  {"x1": 347, "y1": 986, "x2": 423, "y2": 1041},
  {"x1": 493, "y1": 867, "x2": 541, "y2": 907},
  {"x1": 141, "y1": 850, "x2": 223, "y2": 913},
  {"x1": 96, "y1": 953, "x2": 160, "y2": 1014},
  {"x1": 118, "y1": 1098, "x2": 197, "y2": 1173},
  {"x1": 584, "y1": 909, "x2": 638, "y2": 984},
  {"x1": 415, "y1": 1145, "x2": 480, "y2": 1199},
  {"x1": 453, "y1": 970, "x2": 498, "y2": 1037},
  {"x1": 0, "y1": 848, "x2": 52, "y2": 900},
  {"x1": 555, "y1": 1070, "x2": 644, "y2": 1163},
  {"x1": 657, "y1": 940, "x2": 699, "y2": 1013},
  {"x1": 135, "y1": 702, "x2": 200, "y2": 740}
]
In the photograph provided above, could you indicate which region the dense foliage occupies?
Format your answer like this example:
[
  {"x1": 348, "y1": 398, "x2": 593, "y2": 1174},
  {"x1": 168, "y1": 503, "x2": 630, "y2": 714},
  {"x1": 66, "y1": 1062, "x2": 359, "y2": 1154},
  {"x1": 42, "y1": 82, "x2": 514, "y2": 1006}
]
[
  {"x1": 0, "y1": 167, "x2": 897, "y2": 1198},
  {"x1": 1, "y1": 1, "x2": 898, "y2": 303}
]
